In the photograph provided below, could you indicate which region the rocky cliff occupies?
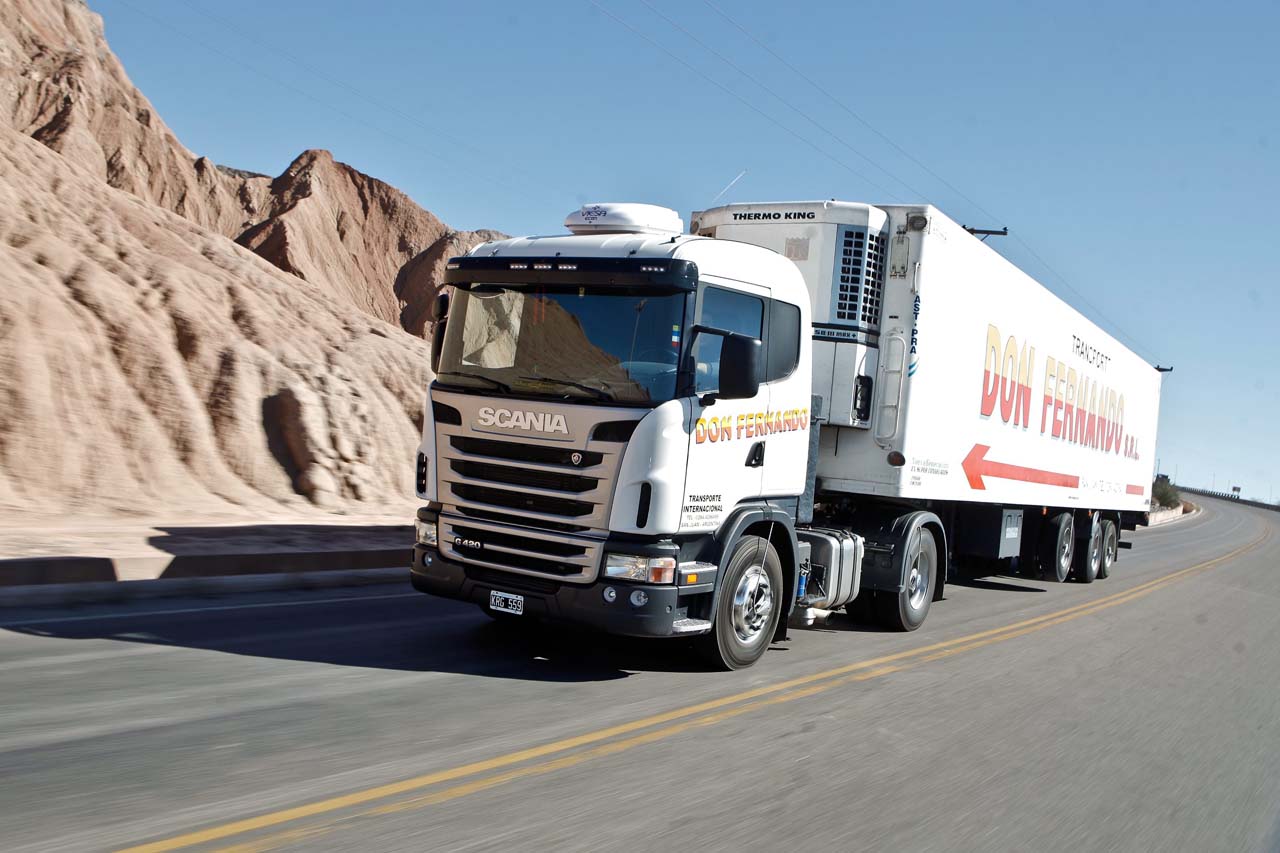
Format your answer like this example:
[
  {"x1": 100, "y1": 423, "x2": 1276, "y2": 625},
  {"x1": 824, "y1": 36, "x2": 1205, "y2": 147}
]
[{"x1": 0, "y1": 0, "x2": 505, "y2": 517}]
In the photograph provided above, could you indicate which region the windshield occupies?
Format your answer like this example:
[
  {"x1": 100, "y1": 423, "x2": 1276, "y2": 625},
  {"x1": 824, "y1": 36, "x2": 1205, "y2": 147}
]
[{"x1": 435, "y1": 284, "x2": 687, "y2": 404}]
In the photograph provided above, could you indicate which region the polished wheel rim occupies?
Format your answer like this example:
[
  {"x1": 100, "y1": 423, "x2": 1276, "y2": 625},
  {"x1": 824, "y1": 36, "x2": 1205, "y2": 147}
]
[
  {"x1": 1090, "y1": 531, "x2": 1102, "y2": 573},
  {"x1": 1059, "y1": 533, "x2": 1073, "y2": 576},
  {"x1": 1105, "y1": 530, "x2": 1118, "y2": 565},
  {"x1": 907, "y1": 553, "x2": 929, "y2": 610},
  {"x1": 732, "y1": 564, "x2": 774, "y2": 643}
]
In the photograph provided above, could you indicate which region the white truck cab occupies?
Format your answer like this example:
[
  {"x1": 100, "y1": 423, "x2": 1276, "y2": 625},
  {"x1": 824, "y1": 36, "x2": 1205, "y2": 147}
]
[{"x1": 413, "y1": 204, "x2": 815, "y2": 667}]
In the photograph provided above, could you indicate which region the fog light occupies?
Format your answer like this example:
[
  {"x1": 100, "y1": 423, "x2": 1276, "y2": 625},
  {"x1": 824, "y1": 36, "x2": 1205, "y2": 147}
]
[
  {"x1": 630, "y1": 590, "x2": 649, "y2": 607},
  {"x1": 603, "y1": 586, "x2": 617, "y2": 603},
  {"x1": 414, "y1": 518, "x2": 438, "y2": 547},
  {"x1": 604, "y1": 553, "x2": 676, "y2": 583}
]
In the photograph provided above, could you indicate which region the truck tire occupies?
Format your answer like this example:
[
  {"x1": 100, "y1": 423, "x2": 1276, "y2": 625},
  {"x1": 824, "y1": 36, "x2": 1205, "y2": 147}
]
[
  {"x1": 698, "y1": 535, "x2": 783, "y2": 670},
  {"x1": 1098, "y1": 519, "x2": 1118, "y2": 579},
  {"x1": 875, "y1": 527, "x2": 936, "y2": 631},
  {"x1": 1074, "y1": 515, "x2": 1102, "y2": 583},
  {"x1": 1040, "y1": 512, "x2": 1074, "y2": 583}
]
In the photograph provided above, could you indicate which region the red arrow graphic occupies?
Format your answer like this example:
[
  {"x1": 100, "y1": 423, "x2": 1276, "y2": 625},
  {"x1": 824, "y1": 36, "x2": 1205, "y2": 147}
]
[{"x1": 962, "y1": 444, "x2": 1080, "y2": 491}]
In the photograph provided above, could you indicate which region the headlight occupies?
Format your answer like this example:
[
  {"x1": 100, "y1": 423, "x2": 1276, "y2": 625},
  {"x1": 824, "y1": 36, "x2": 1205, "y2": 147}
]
[
  {"x1": 415, "y1": 518, "x2": 438, "y2": 547},
  {"x1": 603, "y1": 553, "x2": 676, "y2": 584}
]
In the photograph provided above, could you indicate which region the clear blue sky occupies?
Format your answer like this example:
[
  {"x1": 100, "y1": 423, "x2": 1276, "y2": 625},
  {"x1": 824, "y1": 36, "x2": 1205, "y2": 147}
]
[{"x1": 94, "y1": 0, "x2": 1279, "y2": 501}]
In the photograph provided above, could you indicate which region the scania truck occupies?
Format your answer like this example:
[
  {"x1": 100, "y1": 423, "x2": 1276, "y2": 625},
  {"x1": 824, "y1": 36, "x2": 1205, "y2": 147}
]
[{"x1": 410, "y1": 201, "x2": 1162, "y2": 669}]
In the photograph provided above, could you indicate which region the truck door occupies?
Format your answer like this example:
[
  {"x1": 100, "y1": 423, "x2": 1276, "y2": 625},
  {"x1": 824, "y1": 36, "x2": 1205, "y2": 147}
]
[{"x1": 680, "y1": 280, "x2": 770, "y2": 534}]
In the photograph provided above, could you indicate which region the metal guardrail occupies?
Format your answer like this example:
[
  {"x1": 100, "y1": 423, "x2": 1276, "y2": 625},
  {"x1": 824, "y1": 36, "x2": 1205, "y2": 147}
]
[{"x1": 1176, "y1": 485, "x2": 1280, "y2": 513}]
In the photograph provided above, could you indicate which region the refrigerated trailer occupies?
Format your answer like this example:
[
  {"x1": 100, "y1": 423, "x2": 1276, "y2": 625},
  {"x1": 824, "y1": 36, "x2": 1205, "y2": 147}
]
[{"x1": 410, "y1": 201, "x2": 1162, "y2": 668}]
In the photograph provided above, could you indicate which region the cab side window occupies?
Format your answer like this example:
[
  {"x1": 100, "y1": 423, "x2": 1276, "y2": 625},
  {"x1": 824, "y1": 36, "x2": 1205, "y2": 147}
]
[
  {"x1": 695, "y1": 287, "x2": 764, "y2": 394},
  {"x1": 765, "y1": 300, "x2": 800, "y2": 381}
]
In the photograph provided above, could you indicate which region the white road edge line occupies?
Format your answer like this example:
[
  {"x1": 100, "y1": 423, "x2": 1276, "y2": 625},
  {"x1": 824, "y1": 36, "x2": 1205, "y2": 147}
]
[{"x1": 0, "y1": 591, "x2": 424, "y2": 629}]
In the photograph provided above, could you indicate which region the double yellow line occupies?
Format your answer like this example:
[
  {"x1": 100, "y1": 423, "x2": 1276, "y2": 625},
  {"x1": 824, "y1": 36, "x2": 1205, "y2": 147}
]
[{"x1": 120, "y1": 528, "x2": 1269, "y2": 853}]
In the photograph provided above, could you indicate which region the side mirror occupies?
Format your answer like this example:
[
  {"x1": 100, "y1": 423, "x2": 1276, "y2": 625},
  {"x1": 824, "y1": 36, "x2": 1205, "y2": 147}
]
[
  {"x1": 715, "y1": 333, "x2": 762, "y2": 401},
  {"x1": 428, "y1": 290, "x2": 450, "y2": 373},
  {"x1": 430, "y1": 317, "x2": 447, "y2": 374},
  {"x1": 429, "y1": 290, "x2": 450, "y2": 323}
]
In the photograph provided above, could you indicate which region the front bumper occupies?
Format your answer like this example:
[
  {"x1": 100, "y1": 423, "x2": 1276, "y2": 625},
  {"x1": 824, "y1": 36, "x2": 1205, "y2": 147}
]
[{"x1": 411, "y1": 545, "x2": 709, "y2": 638}]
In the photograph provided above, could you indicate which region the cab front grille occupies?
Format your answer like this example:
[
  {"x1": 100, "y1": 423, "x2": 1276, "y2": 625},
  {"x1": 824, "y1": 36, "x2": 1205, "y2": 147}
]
[
  {"x1": 452, "y1": 545, "x2": 582, "y2": 576},
  {"x1": 449, "y1": 460, "x2": 598, "y2": 494},
  {"x1": 450, "y1": 524, "x2": 587, "y2": 558},
  {"x1": 439, "y1": 515, "x2": 602, "y2": 583},
  {"x1": 449, "y1": 436, "x2": 603, "y2": 468},
  {"x1": 451, "y1": 483, "x2": 594, "y2": 518},
  {"x1": 465, "y1": 566, "x2": 562, "y2": 596},
  {"x1": 433, "y1": 397, "x2": 640, "y2": 582},
  {"x1": 457, "y1": 507, "x2": 590, "y2": 534}
]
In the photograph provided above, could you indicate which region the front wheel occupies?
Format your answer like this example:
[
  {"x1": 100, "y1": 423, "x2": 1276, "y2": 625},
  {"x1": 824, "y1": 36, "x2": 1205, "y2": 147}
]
[
  {"x1": 875, "y1": 527, "x2": 937, "y2": 631},
  {"x1": 698, "y1": 535, "x2": 783, "y2": 670}
]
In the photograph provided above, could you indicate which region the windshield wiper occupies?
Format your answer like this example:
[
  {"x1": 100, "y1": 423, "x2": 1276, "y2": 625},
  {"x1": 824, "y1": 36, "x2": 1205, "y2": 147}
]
[
  {"x1": 435, "y1": 371, "x2": 513, "y2": 393},
  {"x1": 518, "y1": 375, "x2": 615, "y2": 402}
]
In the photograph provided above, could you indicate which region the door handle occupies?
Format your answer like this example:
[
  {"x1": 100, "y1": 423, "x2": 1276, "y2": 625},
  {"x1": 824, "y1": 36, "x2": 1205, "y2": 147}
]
[{"x1": 745, "y1": 441, "x2": 765, "y2": 468}]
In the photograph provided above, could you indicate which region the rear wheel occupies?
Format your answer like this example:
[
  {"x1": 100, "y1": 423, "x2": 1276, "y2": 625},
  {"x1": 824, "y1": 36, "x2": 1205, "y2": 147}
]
[
  {"x1": 1074, "y1": 515, "x2": 1101, "y2": 583},
  {"x1": 1098, "y1": 519, "x2": 1118, "y2": 579},
  {"x1": 875, "y1": 527, "x2": 936, "y2": 631},
  {"x1": 698, "y1": 535, "x2": 783, "y2": 670},
  {"x1": 1039, "y1": 512, "x2": 1074, "y2": 583}
]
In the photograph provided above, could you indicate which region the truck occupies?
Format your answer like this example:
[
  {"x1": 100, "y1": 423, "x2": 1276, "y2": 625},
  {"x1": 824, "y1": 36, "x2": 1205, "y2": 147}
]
[{"x1": 410, "y1": 200, "x2": 1162, "y2": 669}]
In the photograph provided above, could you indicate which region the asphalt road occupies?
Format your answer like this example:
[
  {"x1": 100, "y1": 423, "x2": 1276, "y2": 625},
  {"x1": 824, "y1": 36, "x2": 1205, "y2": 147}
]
[{"x1": 1, "y1": 497, "x2": 1277, "y2": 853}]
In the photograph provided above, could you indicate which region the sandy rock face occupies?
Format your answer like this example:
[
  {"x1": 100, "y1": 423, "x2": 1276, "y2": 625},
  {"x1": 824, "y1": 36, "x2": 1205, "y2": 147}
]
[
  {"x1": 0, "y1": 0, "x2": 502, "y2": 339},
  {"x1": 236, "y1": 149, "x2": 450, "y2": 329},
  {"x1": 0, "y1": 0, "x2": 516, "y2": 517},
  {"x1": 0, "y1": 0, "x2": 268, "y2": 238},
  {"x1": 396, "y1": 229, "x2": 505, "y2": 337},
  {"x1": 0, "y1": 126, "x2": 430, "y2": 516}
]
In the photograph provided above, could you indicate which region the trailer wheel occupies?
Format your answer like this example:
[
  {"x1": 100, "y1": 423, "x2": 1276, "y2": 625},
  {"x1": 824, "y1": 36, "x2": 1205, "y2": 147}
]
[
  {"x1": 1040, "y1": 512, "x2": 1074, "y2": 583},
  {"x1": 1097, "y1": 520, "x2": 1118, "y2": 579},
  {"x1": 1074, "y1": 515, "x2": 1102, "y2": 583},
  {"x1": 698, "y1": 535, "x2": 783, "y2": 670},
  {"x1": 876, "y1": 527, "x2": 936, "y2": 631}
]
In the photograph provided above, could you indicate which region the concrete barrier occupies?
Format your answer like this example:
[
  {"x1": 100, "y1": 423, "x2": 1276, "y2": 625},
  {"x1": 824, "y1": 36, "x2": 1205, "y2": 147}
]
[
  {"x1": 1177, "y1": 486, "x2": 1280, "y2": 513},
  {"x1": 1147, "y1": 504, "x2": 1186, "y2": 526},
  {"x1": 0, "y1": 521, "x2": 413, "y2": 607}
]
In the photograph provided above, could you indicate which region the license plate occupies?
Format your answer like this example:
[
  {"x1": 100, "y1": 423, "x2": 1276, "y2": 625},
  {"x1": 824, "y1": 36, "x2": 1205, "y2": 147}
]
[{"x1": 489, "y1": 590, "x2": 524, "y2": 615}]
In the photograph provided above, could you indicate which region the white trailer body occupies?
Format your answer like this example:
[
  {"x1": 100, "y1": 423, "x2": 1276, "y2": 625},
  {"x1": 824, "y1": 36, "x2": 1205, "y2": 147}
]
[{"x1": 692, "y1": 201, "x2": 1162, "y2": 514}]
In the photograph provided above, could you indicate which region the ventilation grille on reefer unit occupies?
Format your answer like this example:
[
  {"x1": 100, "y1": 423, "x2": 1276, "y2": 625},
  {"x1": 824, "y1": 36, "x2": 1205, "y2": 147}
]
[{"x1": 831, "y1": 227, "x2": 887, "y2": 333}]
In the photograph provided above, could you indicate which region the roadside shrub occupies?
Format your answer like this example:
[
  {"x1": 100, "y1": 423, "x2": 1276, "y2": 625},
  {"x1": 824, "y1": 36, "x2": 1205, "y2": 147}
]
[{"x1": 1152, "y1": 479, "x2": 1181, "y2": 509}]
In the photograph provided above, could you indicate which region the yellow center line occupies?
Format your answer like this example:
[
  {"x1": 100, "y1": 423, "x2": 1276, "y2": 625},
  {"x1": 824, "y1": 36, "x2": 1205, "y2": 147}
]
[{"x1": 117, "y1": 528, "x2": 1270, "y2": 853}]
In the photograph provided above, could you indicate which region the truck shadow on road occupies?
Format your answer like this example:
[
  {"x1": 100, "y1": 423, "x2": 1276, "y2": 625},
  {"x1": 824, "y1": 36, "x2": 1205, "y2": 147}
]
[
  {"x1": 5, "y1": 591, "x2": 724, "y2": 682},
  {"x1": 950, "y1": 577, "x2": 1047, "y2": 594}
]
